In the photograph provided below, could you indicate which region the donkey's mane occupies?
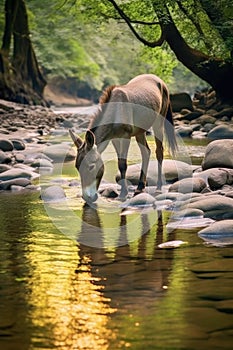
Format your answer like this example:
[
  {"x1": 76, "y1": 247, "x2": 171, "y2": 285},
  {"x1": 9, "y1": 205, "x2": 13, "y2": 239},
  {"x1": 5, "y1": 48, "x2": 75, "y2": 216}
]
[
  {"x1": 89, "y1": 85, "x2": 116, "y2": 129},
  {"x1": 99, "y1": 85, "x2": 116, "y2": 105}
]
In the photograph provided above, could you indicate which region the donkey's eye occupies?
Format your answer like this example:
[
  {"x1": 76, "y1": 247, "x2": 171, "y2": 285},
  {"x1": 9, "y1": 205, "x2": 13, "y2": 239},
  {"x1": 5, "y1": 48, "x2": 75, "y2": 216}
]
[{"x1": 88, "y1": 164, "x2": 95, "y2": 171}]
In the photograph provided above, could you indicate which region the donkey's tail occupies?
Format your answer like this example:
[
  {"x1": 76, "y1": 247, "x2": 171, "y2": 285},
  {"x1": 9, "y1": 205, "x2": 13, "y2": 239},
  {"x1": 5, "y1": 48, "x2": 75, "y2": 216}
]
[{"x1": 165, "y1": 102, "x2": 178, "y2": 157}]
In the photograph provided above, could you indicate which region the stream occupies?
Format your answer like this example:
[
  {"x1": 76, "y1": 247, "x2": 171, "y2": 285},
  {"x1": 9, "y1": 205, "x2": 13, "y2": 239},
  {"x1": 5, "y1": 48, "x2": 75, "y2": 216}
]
[{"x1": 0, "y1": 107, "x2": 232, "y2": 350}]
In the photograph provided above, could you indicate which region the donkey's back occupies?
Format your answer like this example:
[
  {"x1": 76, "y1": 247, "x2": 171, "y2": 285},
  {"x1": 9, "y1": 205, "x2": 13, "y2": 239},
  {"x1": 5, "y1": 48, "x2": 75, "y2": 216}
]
[{"x1": 118, "y1": 74, "x2": 170, "y2": 113}]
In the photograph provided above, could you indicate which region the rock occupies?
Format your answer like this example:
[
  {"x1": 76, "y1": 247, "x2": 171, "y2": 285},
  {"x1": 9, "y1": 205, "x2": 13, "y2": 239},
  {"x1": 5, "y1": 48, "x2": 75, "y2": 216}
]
[
  {"x1": 14, "y1": 153, "x2": 25, "y2": 163},
  {"x1": 0, "y1": 178, "x2": 31, "y2": 190},
  {"x1": 198, "y1": 220, "x2": 233, "y2": 246},
  {"x1": 207, "y1": 168, "x2": 233, "y2": 190},
  {"x1": 41, "y1": 185, "x2": 67, "y2": 202},
  {"x1": 207, "y1": 125, "x2": 233, "y2": 139},
  {"x1": 31, "y1": 158, "x2": 54, "y2": 168},
  {"x1": 191, "y1": 114, "x2": 217, "y2": 125},
  {"x1": 10, "y1": 138, "x2": 26, "y2": 150},
  {"x1": 202, "y1": 139, "x2": 233, "y2": 170},
  {"x1": 0, "y1": 150, "x2": 12, "y2": 164},
  {"x1": 175, "y1": 125, "x2": 193, "y2": 137},
  {"x1": 100, "y1": 186, "x2": 119, "y2": 198},
  {"x1": 120, "y1": 193, "x2": 156, "y2": 208},
  {"x1": 168, "y1": 177, "x2": 207, "y2": 193},
  {"x1": 0, "y1": 164, "x2": 11, "y2": 173},
  {"x1": 202, "y1": 123, "x2": 215, "y2": 132},
  {"x1": 117, "y1": 160, "x2": 193, "y2": 186},
  {"x1": 167, "y1": 217, "x2": 214, "y2": 231},
  {"x1": 213, "y1": 107, "x2": 233, "y2": 119},
  {"x1": 185, "y1": 194, "x2": 233, "y2": 220},
  {"x1": 170, "y1": 93, "x2": 193, "y2": 112},
  {"x1": 172, "y1": 208, "x2": 204, "y2": 219},
  {"x1": 155, "y1": 192, "x2": 184, "y2": 201},
  {"x1": 69, "y1": 179, "x2": 80, "y2": 187},
  {"x1": 0, "y1": 139, "x2": 14, "y2": 151},
  {"x1": 181, "y1": 110, "x2": 203, "y2": 121},
  {"x1": 191, "y1": 130, "x2": 207, "y2": 139},
  {"x1": 0, "y1": 167, "x2": 39, "y2": 181},
  {"x1": 43, "y1": 143, "x2": 76, "y2": 162},
  {"x1": 23, "y1": 152, "x2": 53, "y2": 164}
]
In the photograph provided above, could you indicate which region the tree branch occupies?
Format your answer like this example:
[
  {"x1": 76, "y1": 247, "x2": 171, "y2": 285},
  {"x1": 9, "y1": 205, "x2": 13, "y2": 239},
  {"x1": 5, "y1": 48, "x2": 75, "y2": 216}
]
[
  {"x1": 107, "y1": 0, "x2": 165, "y2": 47},
  {"x1": 176, "y1": 0, "x2": 212, "y2": 51}
]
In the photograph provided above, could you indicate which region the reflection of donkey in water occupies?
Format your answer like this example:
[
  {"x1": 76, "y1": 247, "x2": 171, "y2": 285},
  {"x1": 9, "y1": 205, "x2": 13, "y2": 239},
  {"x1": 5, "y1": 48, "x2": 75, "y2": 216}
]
[{"x1": 70, "y1": 74, "x2": 177, "y2": 203}]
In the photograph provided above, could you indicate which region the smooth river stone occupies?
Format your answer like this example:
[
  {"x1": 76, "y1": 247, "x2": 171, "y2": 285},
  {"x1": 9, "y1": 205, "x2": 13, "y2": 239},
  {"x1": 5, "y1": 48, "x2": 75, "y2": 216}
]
[
  {"x1": 0, "y1": 139, "x2": 14, "y2": 151},
  {"x1": 116, "y1": 159, "x2": 194, "y2": 186},
  {"x1": 43, "y1": 143, "x2": 75, "y2": 162},
  {"x1": 168, "y1": 177, "x2": 207, "y2": 193},
  {"x1": 41, "y1": 185, "x2": 67, "y2": 202},
  {"x1": 198, "y1": 220, "x2": 233, "y2": 237},
  {"x1": 0, "y1": 167, "x2": 39, "y2": 181},
  {"x1": 202, "y1": 139, "x2": 233, "y2": 170},
  {"x1": 120, "y1": 193, "x2": 156, "y2": 208},
  {"x1": 0, "y1": 177, "x2": 31, "y2": 190}
]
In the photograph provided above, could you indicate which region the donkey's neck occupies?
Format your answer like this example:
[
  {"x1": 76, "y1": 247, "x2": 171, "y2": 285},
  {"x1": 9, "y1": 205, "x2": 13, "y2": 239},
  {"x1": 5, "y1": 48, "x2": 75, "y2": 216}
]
[{"x1": 89, "y1": 108, "x2": 111, "y2": 153}]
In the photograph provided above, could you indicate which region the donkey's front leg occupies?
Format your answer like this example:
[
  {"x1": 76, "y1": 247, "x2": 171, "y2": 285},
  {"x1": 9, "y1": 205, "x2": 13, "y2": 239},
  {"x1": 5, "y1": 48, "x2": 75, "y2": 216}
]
[
  {"x1": 112, "y1": 139, "x2": 130, "y2": 200},
  {"x1": 118, "y1": 157, "x2": 129, "y2": 199}
]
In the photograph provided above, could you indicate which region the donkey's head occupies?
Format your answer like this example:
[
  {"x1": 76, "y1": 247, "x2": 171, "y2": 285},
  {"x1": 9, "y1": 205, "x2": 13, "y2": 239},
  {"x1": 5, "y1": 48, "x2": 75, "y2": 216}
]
[{"x1": 69, "y1": 129, "x2": 104, "y2": 203}]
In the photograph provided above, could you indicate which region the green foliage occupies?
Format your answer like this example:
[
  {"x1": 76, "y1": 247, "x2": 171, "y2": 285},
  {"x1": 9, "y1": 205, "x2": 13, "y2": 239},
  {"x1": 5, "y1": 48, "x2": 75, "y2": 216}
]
[
  {"x1": 25, "y1": 0, "x2": 177, "y2": 90},
  {"x1": 2, "y1": 0, "x2": 230, "y2": 96}
]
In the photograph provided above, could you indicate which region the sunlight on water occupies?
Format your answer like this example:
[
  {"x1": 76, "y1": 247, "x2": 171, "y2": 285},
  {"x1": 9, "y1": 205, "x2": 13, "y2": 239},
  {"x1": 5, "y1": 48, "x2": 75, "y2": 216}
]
[
  {"x1": 26, "y1": 237, "x2": 115, "y2": 350},
  {"x1": 0, "y1": 134, "x2": 233, "y2": 350}
]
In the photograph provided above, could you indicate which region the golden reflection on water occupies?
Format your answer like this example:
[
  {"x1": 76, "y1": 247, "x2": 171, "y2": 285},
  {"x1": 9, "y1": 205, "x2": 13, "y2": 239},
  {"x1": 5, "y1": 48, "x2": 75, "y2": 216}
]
[{"x1": 26, "y1": 231, "x2": 116, "y2": 350}]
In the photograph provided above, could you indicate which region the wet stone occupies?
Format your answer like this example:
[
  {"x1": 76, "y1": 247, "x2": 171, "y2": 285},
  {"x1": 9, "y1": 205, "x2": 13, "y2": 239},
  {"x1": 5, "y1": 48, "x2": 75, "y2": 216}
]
[
  {"x1": 41, "y1": 185, "x2": 67, "y2": 202},
  {"x1": 0, "y1": 139, "x2": 14, "y2": 151},
  {"x1": 0, "y1": 150, "x2": 11, "y2": 164},
  {"x1": 168, "y1": 177, "x2": 207, "y2": 194},
  {"x1": 10, "y1": 139, "x2": 26, "y2": 150},
  {"x1": 43, "y1": 143, "x2": 76, "y2": 162},
  {"x1": 120, "y1": 193, "x2": 156, "y2": 208},
  {"x1": 0, "y1": 167, "x2": 39, "y2": 181},
  {"x1": 0, "y1": 177, "x2": 31, "y2": 190},
  {"x1": 31, "y1": 158, "x2": 53, "y2": 168},
  {"x1": 0, "y1": 164, "x2": 11, "y2": 173},
  {"x1": 100, "y1": 187, "x2": 119, "y2": 198},
  {"x1": 14, "y1": 153, "x2": 25, "y2": 163}
]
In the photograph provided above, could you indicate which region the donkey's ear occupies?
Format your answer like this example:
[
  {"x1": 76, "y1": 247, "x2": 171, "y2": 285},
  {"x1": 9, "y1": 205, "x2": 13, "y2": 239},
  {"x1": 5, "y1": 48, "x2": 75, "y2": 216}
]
[
  {"x1": 85, "y1": 130, "x2": 95, "y2": 149},
  {"x1": 69, "y1": 129, "x2": 83, "y2": 148}
]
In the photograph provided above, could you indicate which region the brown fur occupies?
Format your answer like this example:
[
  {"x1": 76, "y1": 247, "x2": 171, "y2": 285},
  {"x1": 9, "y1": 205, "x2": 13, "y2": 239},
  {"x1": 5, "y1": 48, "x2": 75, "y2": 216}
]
[
  {"x1": 71, "y1": 74, "x2": 178, "y2": 202},
  {"x1": 99, "y1": 85, "x2": 116, "y2": 105}
]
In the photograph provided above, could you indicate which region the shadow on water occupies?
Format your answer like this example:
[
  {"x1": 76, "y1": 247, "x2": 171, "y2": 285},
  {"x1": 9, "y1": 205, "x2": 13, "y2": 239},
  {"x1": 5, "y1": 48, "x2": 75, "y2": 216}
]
[{"x1": 78, "y1": 204, "x2": 174, "y2": 310}]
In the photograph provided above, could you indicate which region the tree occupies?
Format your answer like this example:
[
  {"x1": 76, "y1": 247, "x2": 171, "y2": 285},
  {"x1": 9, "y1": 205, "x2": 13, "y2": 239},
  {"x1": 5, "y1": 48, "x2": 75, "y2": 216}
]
[
  {"x1": 0, "y1": 0, "x2": 46, "y2": 104},
  {"x1": 84, "y1": 0, "x2": 233, "y2": 102}
]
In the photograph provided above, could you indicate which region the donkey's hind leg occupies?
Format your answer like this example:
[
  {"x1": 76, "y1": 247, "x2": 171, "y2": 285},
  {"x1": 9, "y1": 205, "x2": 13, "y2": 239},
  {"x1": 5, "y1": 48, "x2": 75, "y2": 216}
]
[
  {"x1": 134, "y1": 133, "x2": 151, "y2": 196},
  {"x1": 152, "y1": 117, "x2": 164, "y2": 191},
  {"x1": 112, "y1": 138, "x2": 130, "y2": 199}
]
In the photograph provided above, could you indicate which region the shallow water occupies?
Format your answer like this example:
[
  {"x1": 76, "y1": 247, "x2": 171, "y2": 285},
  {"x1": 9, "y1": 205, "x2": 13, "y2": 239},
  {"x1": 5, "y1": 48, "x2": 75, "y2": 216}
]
[
  {"x1": 0, "y1": 117, "x2": 233, "y2": 349},
  {"x1": 1, "y1": 184, "x2": 233, "y2": 349}
]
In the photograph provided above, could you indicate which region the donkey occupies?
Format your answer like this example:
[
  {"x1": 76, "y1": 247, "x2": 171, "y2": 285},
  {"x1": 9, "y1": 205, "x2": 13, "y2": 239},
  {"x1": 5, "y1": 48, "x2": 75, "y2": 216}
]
[{"x1": 69, "y1": 74, "x2": 177, "y2": 203}]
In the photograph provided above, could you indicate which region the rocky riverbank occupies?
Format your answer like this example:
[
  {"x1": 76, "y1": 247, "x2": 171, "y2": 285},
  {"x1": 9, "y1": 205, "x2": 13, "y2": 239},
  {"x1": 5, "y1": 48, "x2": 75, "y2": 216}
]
[{"x1": 0, "y1": 92, "x2": 233, "y2": 244}]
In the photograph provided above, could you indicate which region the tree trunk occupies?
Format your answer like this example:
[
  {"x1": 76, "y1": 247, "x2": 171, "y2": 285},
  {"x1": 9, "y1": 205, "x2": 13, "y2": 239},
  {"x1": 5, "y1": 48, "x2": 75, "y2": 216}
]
[
  {"x1": 154, "y1": 3, "x2": 233, "y2": 102},
  {"x1": 0, "y1": 0, "x2": 47, "y2": 105}
]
